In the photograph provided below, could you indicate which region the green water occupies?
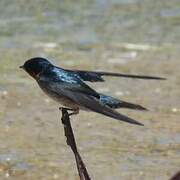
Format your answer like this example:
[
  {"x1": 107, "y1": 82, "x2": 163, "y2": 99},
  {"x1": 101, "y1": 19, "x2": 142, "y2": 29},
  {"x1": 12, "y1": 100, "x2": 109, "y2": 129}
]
[{"x1": 0, "y1": 0, "x2": 180, "y2": 179}]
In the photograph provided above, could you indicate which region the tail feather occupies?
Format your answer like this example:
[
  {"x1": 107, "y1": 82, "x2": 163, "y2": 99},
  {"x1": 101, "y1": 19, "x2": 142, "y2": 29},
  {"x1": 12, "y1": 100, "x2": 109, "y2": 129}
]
[
  {"x1": 73, "y1": 70, "x2": 166, "y2": 82},
  {"x1": 90, "y1": 98, "x2": 144, "y2": 126},
  {"x1": 95, "y1": 71, "x2": 166, "y2": 80},
  {"x1": 113, "y1": 101, "x2": 147, "y2": 110},
  {"x1": 100, "y1": 94, "x2": 147, "y2": 110}
]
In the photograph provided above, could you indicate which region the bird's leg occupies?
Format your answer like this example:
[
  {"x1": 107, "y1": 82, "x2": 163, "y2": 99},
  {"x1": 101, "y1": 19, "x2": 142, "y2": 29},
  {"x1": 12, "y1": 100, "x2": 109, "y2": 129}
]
[{"x1": 59, "y1": 107, "x2": 79, "y2": 116}]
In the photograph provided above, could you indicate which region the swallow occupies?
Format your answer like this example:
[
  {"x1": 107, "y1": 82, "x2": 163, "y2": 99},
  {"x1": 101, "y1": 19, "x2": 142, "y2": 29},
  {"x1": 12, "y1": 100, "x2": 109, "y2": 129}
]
[{"x1": 20, "y1": 57, "x2": 165, "y2": 126}]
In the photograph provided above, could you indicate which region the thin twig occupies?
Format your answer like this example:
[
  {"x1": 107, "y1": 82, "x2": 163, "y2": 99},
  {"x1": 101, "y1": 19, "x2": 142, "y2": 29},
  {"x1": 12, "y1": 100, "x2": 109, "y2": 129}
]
[{"x1": 60, "y1": 108, "x2": 91, "y2": 180}]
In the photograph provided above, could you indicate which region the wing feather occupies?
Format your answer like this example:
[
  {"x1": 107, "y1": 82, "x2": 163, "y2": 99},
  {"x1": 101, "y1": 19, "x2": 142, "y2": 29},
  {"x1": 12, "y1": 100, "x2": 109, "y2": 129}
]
[
  {"x1": 71, "y1": 70, "x2": 166, "y2": 82},
  {"x1": 59, "y1": 88, "x2": 143, "y2": 126}
]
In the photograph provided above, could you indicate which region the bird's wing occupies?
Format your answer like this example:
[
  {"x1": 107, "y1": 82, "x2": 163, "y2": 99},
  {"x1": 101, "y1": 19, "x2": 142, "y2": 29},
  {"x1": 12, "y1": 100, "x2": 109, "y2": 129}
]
[
  {"x1": 42, "y1": 67, "x2": 100, "y2": 98},
  {"x1": 43, "y1": 79, "x2": 143, "y2": 126},
  {"x1": 70, "y1": 70, "x2": 166, "y2": 82},
  {"x1": 62, "y1": 88, "x2": 143, "y2": 126}
]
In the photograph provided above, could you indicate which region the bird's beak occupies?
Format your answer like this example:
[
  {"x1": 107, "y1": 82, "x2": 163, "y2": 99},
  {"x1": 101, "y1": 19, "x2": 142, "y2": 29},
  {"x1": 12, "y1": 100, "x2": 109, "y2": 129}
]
[{"x1": 19, "y1": 65, "x2": 24, "y2": 69}]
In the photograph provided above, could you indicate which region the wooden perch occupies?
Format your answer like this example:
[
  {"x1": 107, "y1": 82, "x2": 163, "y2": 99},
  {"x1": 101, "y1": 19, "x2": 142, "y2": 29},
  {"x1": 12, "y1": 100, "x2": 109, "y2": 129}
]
[{"x1": 60, "y1": 108, "x2": 91, "y2": 180}]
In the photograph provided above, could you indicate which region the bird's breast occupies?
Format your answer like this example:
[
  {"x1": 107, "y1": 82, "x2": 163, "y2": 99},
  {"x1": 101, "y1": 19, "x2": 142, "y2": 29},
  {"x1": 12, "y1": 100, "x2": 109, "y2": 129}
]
[{"x1": 38, "y1": 81, "x2": 79, "y2": 109}]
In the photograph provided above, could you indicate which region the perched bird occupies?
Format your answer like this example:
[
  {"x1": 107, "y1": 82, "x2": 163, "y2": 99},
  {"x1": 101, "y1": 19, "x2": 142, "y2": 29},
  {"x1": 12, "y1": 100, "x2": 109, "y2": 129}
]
[{"x1": 20, "y1": 57, "x2": 165, "y2": 126}]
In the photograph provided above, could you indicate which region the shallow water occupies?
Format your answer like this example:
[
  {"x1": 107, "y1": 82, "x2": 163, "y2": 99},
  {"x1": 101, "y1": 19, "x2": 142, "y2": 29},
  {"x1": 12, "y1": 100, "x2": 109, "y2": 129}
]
[{"x1": 0, "y1": 0, "x2": 180, "y2": 179}]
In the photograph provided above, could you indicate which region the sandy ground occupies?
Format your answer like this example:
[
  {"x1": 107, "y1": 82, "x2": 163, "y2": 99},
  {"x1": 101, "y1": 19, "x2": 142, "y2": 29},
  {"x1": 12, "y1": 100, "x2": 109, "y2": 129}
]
[{"x1": 0, "y1": 0, "x2": 180, "y2": 179}]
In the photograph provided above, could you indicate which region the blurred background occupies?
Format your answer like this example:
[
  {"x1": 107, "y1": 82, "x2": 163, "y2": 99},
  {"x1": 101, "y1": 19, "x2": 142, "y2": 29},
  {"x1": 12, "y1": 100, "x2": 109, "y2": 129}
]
[{"x1": 0, "y1": 0, "x2": 180, "y2": 179}]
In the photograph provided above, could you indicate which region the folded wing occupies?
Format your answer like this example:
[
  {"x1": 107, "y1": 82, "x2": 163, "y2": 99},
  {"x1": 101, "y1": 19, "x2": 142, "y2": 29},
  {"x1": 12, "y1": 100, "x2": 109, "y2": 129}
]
[{"x1": 60, "y1": 89, "x2": 144, "y2": 126}]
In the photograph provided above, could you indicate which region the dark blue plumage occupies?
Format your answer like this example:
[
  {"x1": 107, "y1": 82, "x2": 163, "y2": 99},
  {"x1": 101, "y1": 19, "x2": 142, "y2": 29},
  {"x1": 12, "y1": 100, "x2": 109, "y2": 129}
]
[
  {"x1": 99, "y1": 94, "x2": 147, "y2": 110},
  {"x1": 20, "y1": 57, "x2": 165, "y2": 126},
  {"x1": 70, "y1": 70, "x2": 166, "y2": 82}
]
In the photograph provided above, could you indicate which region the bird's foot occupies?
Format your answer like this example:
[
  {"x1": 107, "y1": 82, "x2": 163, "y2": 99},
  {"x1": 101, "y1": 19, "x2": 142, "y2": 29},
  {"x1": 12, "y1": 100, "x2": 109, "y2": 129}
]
[
  {"x1": 69, "y1": 109, "x2": 79, "y2": 116},
  {"x1": 59, "y1": 107, "x2": 73, "y2": 111},
  {"x1": 59, "y1": 107, "x2": 79, "y2": 116}
]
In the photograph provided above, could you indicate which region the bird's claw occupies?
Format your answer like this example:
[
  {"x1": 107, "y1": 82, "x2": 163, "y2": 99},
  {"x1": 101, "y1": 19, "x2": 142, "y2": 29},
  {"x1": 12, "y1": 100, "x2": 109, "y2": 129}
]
[{"x1": 59, "y1": 107, "x2": 79, "y2": 116}]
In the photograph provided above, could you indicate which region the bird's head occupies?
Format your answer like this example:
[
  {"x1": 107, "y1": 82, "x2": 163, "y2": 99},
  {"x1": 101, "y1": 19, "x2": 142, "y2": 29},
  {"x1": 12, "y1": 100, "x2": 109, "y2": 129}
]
[{"x1": 20, "y1": 57, "x2": 51, "y2": 79}]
